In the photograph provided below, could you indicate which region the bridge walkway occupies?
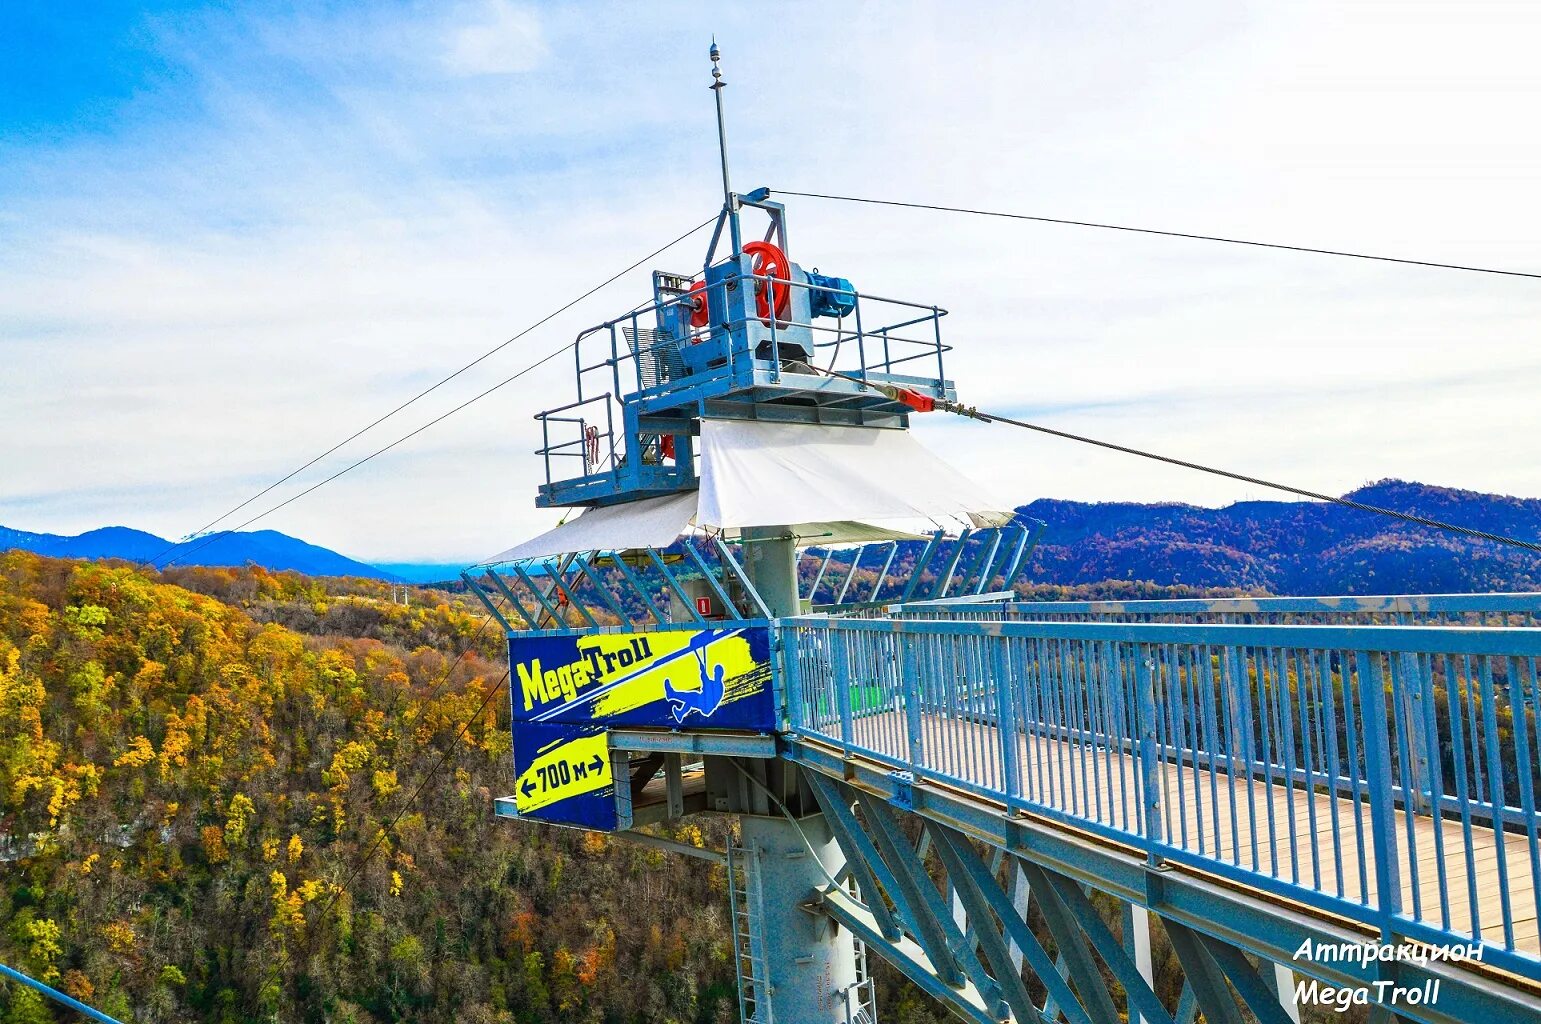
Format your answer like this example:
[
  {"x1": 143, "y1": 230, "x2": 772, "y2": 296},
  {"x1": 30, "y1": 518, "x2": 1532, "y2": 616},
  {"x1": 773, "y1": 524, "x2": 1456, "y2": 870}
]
[{"x1": 843, "y1": 707, "x2": 1540, "y2": 956}]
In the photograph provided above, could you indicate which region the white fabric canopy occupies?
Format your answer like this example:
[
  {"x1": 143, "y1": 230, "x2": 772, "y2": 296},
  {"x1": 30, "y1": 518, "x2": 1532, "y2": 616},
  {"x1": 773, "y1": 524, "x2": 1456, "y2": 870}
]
[
  {"x1": 697, "y1": 419, "x2": 1014, "y2": 534},
  {"x1": 478, "y1": 493, "x2": 928, "y2": 565},
  {"x1": 479, "y1": 491, "x2": 697, "y2": 565},
  {"x1": 480, "y1": 419, "x2": 1013, "y2": 565}
]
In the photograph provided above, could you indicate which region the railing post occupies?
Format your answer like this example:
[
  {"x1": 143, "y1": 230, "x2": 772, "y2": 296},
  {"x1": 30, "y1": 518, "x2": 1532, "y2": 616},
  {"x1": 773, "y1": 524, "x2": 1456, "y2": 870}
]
[
  {"x1": 1355, "y1": 652, "x2": 1403, "y2": 936},
  {"x1": 902, "y1": 634, "x2": 925, "y2": 772},
  {"x1": 780, "y1": 624, "x2": 802, "y2": 734},
  {"x1": 992, "y1": 636, "x2": 1022, "y2": 810},
  {"x1": 1397, "y1": 651, "x2": 1434, "y2": 815},
  {"x1": 832, "y1": 629, "x2": 854, "y2": 756},
  {"x1": 1135, "y1": 644, "x2": 1164, "y2": 853}
]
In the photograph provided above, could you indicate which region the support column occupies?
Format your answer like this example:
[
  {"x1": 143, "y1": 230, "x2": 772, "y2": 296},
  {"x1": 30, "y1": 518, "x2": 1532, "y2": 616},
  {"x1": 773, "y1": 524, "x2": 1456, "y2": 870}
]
[
  {"x1": 741, "y1": 526, "x2": 800, "y2": 617},
  {"x1": 1267, "y1": 962, "x2": 1302, "y2": 1024},
  {"x1": 1124, "y1": 902, "x2": 1156, "y2": 1024},
  {"x1": 740, "y1": 812, "x2": 860, "y2": 1024}
]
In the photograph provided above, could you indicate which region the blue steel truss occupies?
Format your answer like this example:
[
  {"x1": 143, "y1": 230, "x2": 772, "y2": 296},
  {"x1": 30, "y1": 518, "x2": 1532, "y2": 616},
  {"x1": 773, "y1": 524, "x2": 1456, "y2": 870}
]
[{"x1": 781, "y1": 611, "x2": 1541, "y2": 1015}]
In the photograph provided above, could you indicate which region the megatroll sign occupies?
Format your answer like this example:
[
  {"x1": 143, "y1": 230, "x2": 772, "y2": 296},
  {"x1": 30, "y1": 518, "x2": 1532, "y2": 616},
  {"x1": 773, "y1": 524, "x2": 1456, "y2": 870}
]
[
  {"x1": 506, "y1": 625, "x2": 774, "y2": 830},
  {"x1": 511, "y1": 626, "x2": 774, "y2": 729}
]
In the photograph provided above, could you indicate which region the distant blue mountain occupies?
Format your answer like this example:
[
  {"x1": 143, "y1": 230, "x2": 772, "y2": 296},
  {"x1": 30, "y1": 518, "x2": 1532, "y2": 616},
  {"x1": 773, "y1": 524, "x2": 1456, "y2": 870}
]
[
  {"x1": 0, "y1": 525, "x2": 399, "y2": 581},
  {"x1": 1020, "y1": 480, "x2": 1541, "y2": 594},
  {"x1": 7, "y1": 479, "x2": 1537, "y2": 594}
]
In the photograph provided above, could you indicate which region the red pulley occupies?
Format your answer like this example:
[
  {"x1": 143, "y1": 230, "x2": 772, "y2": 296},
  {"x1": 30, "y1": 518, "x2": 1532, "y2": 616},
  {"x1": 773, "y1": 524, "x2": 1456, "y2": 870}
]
[
  {"x1": 686, "y1": 280, "x2": 710, "y2": 330},
  {"x1": 743, "y1": 240, "x2": 791, "y2": 322}
]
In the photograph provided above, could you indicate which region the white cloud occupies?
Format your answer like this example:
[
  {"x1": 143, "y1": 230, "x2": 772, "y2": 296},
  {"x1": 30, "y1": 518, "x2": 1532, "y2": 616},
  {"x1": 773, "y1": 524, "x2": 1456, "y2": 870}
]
[{"x1": 441, "y1": 1, "x2": 548, "y2": 76}]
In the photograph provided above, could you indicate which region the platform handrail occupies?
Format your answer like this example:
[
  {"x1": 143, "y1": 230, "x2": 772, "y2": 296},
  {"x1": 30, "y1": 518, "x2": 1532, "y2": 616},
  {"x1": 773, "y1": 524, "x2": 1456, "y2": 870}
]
[
  {"x1": 782, "y1": 615, "x2": 1541, "y2": 984},
  {"x1": 893, "y1": 592, "x2": 1541, "y2": 626}
]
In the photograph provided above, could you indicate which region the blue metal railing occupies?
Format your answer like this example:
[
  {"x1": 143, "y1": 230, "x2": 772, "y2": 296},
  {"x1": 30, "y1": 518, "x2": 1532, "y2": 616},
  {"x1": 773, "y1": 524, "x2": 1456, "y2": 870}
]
[
  {"x1": 533, "y1": 271, "x2": 953, "y2": 498},
  {"x1": 893, "y1": 592, "x2": 1541, "y2": 626},
  {"x1": 783, "y1": 616, "x2": 1541, "y2": 982}
]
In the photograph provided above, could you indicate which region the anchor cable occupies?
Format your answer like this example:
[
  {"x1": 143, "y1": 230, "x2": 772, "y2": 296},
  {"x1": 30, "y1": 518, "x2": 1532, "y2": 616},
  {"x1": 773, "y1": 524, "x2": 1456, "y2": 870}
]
[
  {"x1": 772, "y1": 190, "x2": 1541, "y2": 281},
  {"x1": 823, "y1": 369, "x2": 1541, "y2": 556},
  {"x1": 156, "y1": 346, "x2": 568, "y2": 569}
]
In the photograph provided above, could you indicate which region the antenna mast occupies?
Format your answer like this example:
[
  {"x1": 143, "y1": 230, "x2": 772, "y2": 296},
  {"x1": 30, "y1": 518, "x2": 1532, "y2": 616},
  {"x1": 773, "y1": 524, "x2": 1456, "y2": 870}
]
[{"x1": 709, "y1": 40, "x2": 744, "y2": 256}]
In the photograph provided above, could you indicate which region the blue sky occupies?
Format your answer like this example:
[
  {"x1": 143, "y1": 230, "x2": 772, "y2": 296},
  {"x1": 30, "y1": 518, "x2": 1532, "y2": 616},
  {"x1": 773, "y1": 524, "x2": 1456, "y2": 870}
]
[{"x1": 4, "y1": 2, "x2": 1541, "y2": 562}]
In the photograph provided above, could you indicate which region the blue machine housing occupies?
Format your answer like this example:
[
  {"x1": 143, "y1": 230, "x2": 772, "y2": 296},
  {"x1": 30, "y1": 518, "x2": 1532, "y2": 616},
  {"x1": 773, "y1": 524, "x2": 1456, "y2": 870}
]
[{"x1": 533, "y1": 189, "x2": 959, "y2": 509}]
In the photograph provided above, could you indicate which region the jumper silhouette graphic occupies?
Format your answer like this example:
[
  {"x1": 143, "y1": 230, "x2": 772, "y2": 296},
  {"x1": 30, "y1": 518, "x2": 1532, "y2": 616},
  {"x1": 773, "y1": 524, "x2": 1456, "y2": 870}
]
[{"x1": 664, "y1": 646, "x2": 727, "y2": 722}]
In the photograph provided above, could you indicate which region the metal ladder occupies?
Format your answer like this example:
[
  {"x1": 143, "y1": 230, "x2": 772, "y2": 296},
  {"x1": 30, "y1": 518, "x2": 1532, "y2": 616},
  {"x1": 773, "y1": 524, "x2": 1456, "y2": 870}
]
[
  {"x1": 726, "y1": 842, "x2": 773, "y2": 1024},
  {"x1": 842, "y1": 938, "x2": 879, "y2": 1024}
]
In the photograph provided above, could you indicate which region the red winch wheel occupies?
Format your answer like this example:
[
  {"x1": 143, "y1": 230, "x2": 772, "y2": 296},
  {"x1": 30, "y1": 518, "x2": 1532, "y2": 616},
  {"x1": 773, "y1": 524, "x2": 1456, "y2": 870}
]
[
  {"x1": 743, "y1": 240, "x2": 791, "y2": 322},
  {"x1": 686, "y1": 280, "x2": 710, "y2": 330}
]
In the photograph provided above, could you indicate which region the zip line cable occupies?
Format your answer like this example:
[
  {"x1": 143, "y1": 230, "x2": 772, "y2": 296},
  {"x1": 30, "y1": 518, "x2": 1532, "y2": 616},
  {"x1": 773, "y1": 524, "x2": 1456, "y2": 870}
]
[
  {"x1": 317, "y1": 670, "x2": 508, "y2": 928},
  {"x1": 157, "y1": 339, "x2": 570, "y2": 570},
  {"x1": 975, "y1": 409, "x2": 1541, "y2": 553},
  {"x1": 824, "y1": 369, "x2": 1541, "y2": 556},
  {"x1": 148, "y1": 215, "x2": 716, "y2": 569},
  {"x1": 772, "y1": 190, "x2": 1541, "y2": 281}
]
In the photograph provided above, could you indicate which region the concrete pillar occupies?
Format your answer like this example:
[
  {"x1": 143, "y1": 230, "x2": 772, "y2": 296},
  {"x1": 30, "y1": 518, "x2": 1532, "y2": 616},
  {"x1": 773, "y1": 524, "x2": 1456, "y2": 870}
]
[{"x1": 740, "y1": 812, "x2": 860, "y2": 1024}]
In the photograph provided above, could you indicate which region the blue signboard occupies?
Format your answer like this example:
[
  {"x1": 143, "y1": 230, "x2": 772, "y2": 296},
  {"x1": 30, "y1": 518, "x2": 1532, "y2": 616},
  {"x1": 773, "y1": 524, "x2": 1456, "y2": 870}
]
[
  {"x1": 509, "y1": 721, "x2": 619, "y2": 830},
  {"x1": 510, "y1": 626, "x2": 775, "y2": 730}
]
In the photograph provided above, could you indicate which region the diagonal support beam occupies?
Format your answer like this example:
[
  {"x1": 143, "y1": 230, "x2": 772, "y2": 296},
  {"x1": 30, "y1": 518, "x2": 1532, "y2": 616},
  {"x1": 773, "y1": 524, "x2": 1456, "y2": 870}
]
[
  {"x1": 1017, "y1": 859, "x2": 1124, "y2": 1024},
  {"x1": 571, "y1": 552, "x2": 631, "y2": 625},
  {"x1": 937, "y1": 832, "x2": 1088, "y2": 1024},
  {"x1": 1163, "y1": 919, "x2": 1247, "y2": 1024},
  {"x1": 478, "y1": 567, "x2": 537, "y2": 630},
  {"x1": 1193, "y1": 932, "x2": 1298, "y2": 1024},
  {"x1": 853, "y1": 790, "x2": 970, "y2": 989},
  {"x1": 819, "y1": 887, "x2": 1000, "y2": 1024},
  {"x1": 926, "y1": 821, "x2": 1066, "y2": 1024},
  {"x1": 1174, "y1": 982, "x2": 1198, "y2": 1024},
  {"x1": 858, "y1": 792, "x2": 1013, "y2": 1014},
  {"x1": 461, "y1": 571, "x2": 515, "y2": 633},
  {"x1": 803, "y1": 771, "x2": 903, "y2": 942},
  {"x1": 602, "y1": 550, "x2": 665, "y2": 624},
  {"x1": 1037, "y1": 869, "x2": 1174, "y2": 1024}
]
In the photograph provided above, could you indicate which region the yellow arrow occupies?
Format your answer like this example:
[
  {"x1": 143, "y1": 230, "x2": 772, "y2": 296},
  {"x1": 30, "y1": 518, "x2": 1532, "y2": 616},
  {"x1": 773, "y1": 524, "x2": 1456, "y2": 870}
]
[{"x1": 514, "y1": 731, "x2": 611, "y2": 815}]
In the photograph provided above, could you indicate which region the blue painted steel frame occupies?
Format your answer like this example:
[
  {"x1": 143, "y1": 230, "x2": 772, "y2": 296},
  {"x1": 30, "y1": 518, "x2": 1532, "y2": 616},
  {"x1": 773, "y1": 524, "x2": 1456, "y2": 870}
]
[{"x1": 781, "y1": 614, "x2": 1541, "y2": 994}]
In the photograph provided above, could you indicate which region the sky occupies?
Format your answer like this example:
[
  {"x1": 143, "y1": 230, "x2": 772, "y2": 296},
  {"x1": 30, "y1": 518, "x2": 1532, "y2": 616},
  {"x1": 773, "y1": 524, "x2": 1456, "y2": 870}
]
[{"x1": 3, "y1": 1, "x2": 1540, "y2": 563}]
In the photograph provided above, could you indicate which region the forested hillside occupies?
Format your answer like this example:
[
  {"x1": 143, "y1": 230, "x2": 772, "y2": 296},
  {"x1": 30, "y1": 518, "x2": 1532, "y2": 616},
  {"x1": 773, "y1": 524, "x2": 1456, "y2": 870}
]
[
  {"x1": 0, "y1": 553, "x2": 1395, "y2": 1024},
  {"x1": 0, "y1": 554, "x2": 738, "y2": 1023},
  {"x1": 1022, "y1": 480, "x2": 1541, "y2": 594}
]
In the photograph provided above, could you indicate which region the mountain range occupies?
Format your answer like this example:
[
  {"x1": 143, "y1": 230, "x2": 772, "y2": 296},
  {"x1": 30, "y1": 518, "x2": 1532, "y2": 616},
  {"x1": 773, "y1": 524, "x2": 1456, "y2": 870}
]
[
  {"x1": 1020, "y1": 480, "x2": 1541, "y2": 594},
  {"x1": 0, "y1": 524, "x2": 404, "y2": 580},
  {"x1": 3, "y1": 480, "x2": 1538, "y2": 593}
]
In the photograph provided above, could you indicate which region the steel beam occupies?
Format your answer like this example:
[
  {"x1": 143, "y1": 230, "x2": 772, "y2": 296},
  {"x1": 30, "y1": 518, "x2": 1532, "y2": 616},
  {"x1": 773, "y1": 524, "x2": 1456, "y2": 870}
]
[
  {"x1": 784, "y1": 739, "x2": 1541, "y2": 1024},
  {"x1": 1036, "y1": 866, "x2": 1173, "y2": 1024},
  {"x1": 852, "y1": 790, "x2": 970, "y2": 989},
  {"x1": 803, "y1": 772, "x2": 904, "y2": 943},
  {"x1": 925, "y1": 820, "x2": 1069, "y2": 1024},
  {"x1": 1163, "y1": 919, "x2": 1247, "y2": 1024},
  {"x1": 1017, "y1": 859, "x2": 1123, "y2": 1024},
  {"x1": 1194, "y1": 933, "x2": 1297, "y2": 1024},
  {"x1": 817, "y1": 887, "x2": 1000, "y2": 1024}
]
